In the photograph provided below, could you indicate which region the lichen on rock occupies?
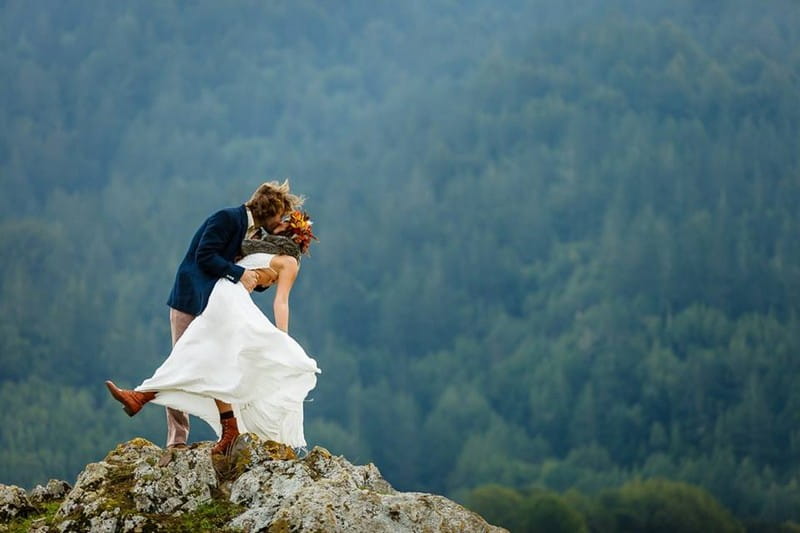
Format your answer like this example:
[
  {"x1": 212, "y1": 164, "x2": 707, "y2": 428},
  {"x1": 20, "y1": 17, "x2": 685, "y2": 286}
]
[
  {"x1": 226, "y1": 435, "x2": 505, "y2": 532},
  {"x1": 28, "y1": 480, "x2": 72, "y2": 506},
  {"x1": 0, "y1": 483, "x2": 37, "y2": 522}
]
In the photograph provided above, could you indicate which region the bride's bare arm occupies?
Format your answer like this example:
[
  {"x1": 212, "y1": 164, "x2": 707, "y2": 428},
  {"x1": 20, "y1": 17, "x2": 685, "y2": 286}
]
[{"x1": 271, "y1": 255, "x2": 299, "y2": 332}]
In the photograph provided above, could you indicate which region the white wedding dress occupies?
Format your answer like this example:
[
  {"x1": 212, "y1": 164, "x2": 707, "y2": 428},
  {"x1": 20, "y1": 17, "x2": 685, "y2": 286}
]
[{"x1": 136, "y1": 253, "x2": 320, "y2": 448}]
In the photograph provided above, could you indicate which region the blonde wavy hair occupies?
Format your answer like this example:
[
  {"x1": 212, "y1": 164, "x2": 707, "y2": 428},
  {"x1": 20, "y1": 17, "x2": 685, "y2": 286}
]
[{"x1": 245, "y1": 179, "x2": 305, "y2": 226}]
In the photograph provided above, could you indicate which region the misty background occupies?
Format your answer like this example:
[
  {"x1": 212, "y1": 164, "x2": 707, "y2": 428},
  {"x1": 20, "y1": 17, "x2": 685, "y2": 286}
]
[{"x1": 1, "y1": 1, "x2": 799, "y2": 530}]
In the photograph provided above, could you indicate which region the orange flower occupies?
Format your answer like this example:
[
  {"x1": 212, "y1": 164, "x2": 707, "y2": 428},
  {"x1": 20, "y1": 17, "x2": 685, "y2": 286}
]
[{"x1": 284, "y1": 210, "x2": 318, "y2": 253}]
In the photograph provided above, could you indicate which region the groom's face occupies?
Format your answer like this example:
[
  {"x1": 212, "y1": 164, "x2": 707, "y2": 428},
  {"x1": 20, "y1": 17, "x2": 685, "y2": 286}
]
[{"x1": 263, "y1": 213, "x2": 283, "y2": 234}]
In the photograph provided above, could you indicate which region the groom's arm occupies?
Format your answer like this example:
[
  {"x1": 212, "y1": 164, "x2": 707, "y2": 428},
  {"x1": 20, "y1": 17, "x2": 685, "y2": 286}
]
[{"x1": 195, "y1": 209, "x2": 246, "y2": 282}]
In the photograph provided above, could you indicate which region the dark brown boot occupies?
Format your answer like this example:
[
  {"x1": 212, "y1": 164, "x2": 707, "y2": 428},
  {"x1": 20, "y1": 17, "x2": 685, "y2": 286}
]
[
  {"x1": 105, "y1": 381, "x2": 156, "y2": 417},
  {"x1": 212, "y1": 416, "x2": 240, "y2": 456}
]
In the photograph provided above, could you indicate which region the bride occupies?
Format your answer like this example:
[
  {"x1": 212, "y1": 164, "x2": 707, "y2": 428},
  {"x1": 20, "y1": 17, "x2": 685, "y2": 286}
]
[{"x1": 105, "y1": 211, "x2": 320, "y2": 455}]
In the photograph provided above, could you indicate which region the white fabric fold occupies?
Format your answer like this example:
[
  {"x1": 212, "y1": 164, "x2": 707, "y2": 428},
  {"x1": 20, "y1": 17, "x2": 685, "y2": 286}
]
[{"x1": 137, "y1": 253, "x2": 320, "y2": 448}]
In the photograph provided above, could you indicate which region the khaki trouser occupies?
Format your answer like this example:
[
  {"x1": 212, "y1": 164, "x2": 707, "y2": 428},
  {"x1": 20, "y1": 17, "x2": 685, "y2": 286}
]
[{"x1": 166, "y1": 307, "x2": 195, "y2": 447}]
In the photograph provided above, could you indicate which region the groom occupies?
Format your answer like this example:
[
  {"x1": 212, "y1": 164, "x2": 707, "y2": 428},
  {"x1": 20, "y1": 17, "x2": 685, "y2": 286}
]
[{"x1": 162, "y1": 180, "x2": 302, "y2": 449}]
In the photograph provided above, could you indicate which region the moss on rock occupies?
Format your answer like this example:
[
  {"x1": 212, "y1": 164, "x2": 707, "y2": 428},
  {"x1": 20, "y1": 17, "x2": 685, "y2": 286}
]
[{"x1": 2, "y1": 501, "x2": 60, "y2": 533}]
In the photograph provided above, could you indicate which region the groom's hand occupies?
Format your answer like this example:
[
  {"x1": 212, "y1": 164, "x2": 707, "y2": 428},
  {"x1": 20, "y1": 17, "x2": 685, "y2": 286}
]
[{"x1": 240, "y1": 270, "x2": 259, "y2": 292}]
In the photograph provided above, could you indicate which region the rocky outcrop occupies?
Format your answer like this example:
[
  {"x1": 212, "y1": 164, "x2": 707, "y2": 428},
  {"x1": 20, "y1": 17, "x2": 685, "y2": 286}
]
[
  {"x1": 0, "y1": 484, "x2": 37, "y2": 522},
  {"x1": 1, "y1": 435, "x2": 507, "y2": 532},
  {"x1": 1, "y1": 480, "x2": 72, "y2": 532},
  {"x1": 28, "y1": 480, "x2": 72, "y2": 506}
]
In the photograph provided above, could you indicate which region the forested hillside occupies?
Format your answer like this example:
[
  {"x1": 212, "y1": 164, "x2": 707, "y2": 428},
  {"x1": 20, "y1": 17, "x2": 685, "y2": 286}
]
[{"x1": 1, "y1": 1, "x2": 799, "y2": 529}]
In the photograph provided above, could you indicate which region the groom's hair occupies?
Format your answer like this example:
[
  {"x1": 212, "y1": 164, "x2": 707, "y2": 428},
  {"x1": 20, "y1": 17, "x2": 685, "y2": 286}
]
[{"x1": 246, "y1": 179, "x2": 305, "y2": 226}]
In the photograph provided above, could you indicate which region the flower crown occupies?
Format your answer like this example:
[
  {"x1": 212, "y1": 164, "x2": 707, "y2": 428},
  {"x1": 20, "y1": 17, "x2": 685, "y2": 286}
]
[{"x1": 281, "y1": 210, "x2": 318, "y2": 254}]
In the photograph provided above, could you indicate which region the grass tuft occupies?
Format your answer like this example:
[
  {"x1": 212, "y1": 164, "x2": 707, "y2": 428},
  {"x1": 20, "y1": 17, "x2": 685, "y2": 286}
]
[{"x1": 4, "y1": 501, "x2": 61, "y2": 533}]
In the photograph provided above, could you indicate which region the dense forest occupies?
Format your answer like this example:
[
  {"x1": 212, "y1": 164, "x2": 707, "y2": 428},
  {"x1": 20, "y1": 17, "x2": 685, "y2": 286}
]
[{"x1": 1, "y1": 1, "x2": 799, "y2": 530}]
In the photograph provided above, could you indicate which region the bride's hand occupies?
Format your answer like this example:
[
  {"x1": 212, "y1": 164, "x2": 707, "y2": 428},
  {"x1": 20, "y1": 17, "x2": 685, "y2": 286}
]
[{"x1": 240, "y1": 270, "x2": 259, "y2": 292}]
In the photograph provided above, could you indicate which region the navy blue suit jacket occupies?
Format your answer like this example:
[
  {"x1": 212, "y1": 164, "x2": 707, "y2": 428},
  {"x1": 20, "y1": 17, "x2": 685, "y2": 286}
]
[{"x1": 167, "y1": 205, "x2": 248, "y2": 315}]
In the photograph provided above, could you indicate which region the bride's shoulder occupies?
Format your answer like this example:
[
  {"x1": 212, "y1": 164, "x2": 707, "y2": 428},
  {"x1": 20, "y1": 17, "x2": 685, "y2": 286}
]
[{"x1": 272, "y1": 254, "x2": 299, "y2": 271}]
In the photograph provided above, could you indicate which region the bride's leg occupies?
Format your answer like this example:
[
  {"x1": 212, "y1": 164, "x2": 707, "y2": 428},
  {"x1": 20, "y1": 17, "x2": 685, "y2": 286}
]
[
  {"x1": 105, "y1": 381, "x2": 155, "y2": 417},
  {"x1": 212, "y1": 399, "x2": 240, "y2": 455},
  {"x1": 215, "y1": 399, "x2": 233, "y2": 413}
]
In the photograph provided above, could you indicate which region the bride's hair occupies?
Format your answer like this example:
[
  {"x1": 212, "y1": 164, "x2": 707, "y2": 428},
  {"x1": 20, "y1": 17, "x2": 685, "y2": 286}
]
[{"x1": 246, "y1": 179, "x2": 305, "y2": 226}]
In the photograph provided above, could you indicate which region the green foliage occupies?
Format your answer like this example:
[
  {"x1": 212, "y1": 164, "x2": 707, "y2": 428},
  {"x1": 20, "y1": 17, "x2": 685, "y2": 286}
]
[
  {"x1": 0, "y1": 377, "x2": 179, "y2": 486},
  {"x1": 597, "y1": 479, "x2": 744, "y2": 533},
  {"x1": 1, "y1": 0, "x2": 799, "y2": 529},
  {"x1": 465, "y1": 484, "x2": 527, "y2": 532},
  {"x1": 467, "y1": 480, "x2": 745, "y2": 533},
  {"x1": 466, "y1": 485, "x2": 588, "y2": 533}
]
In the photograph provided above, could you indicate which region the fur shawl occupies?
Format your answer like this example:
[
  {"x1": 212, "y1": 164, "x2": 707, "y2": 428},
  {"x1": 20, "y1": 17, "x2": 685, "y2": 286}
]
[{"x1": 240, "y1": 234, "x2": 302, "y2": 260}]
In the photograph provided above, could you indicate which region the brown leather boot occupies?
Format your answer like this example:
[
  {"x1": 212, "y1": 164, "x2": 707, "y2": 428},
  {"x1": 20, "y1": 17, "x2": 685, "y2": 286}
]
[
  {"x1": 211, "y1": 416, "x2": 240, "y2": 456},
  {"x1": 105, "y1": 381, "x2": 156, "y2": 417}
]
